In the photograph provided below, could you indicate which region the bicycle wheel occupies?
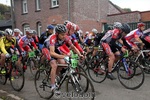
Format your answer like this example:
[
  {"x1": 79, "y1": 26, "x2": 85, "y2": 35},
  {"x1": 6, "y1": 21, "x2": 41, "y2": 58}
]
[
  {"x1": 87, "y1": 57, "x2": 107, "y2": 83},
  {"x1": 118, "y1": 60, "x2": 145, "y2": 90},
  {"x1": 66, "y1": 72, "x2": 95, "y2": 100},
  {"x1": 28, "y1": 59, "x2": 38, "y2": 76},
  {"x1": 10, "y1": 66, "x2": 25, "y2": 91},
  {"x1": 0, "y1": 67, "x2": 7, "y2": 85},
  {"x1": 34, "y1": 68, "x2": 54, "y2": 99},
  {"x1": 139, "y1": 58, "x2": 150, "y2": 74}
]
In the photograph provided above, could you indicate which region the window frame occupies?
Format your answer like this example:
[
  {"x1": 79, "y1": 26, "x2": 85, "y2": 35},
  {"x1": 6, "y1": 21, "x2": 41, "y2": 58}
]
[
  {"x1": 51, "y1": 0, "x2": 59, "y2": 8},
  {"x1": 35, "y1": 0, "x2": 41, "y2": 11},
  {"x1": 37, "y1": 22, "x2": 42, "y2": 37},
  {"x1": 22, "y1": 0, "x2": 28, "y2": 14}
]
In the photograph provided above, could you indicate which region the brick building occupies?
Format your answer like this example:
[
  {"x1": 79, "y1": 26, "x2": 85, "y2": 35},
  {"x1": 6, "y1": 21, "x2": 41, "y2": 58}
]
[
  {"x1": 13, "y1": 0, "x2": 123, "y2": 36},
  {"x1": 13, "y1": 0, "x2": 150, "y2": 36}
]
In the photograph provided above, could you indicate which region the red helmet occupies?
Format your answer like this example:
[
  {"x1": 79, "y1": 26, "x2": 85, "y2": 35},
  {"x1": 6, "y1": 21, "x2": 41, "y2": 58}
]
[
  {"x1": 66, "y1": 22, "x2": 73, "y2": 30},
  {"x1": 137, "y1": 22, "x2": 145, "y2": 28},
  {"x1": 74, "y1": 25, "x2": 80, "y2": 31}
]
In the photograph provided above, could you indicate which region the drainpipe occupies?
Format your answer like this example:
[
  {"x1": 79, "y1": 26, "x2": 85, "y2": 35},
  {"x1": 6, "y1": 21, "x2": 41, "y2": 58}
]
[
  {"x1": 68, "y1": 0, "x2": 70, "y2": 21},
  {"x1": 10, "y1": 0, "x2": 16, "y2": 29}
]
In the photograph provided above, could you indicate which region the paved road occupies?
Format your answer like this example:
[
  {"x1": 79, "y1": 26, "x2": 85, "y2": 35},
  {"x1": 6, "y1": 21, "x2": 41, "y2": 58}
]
[{"x1": 0, "y1": 68, "x2": 150, "y2": 100}]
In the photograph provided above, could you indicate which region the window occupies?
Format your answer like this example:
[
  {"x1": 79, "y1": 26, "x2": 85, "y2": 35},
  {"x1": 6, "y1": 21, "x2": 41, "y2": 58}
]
[
  {"x1": 35, "y1": 0, "x2": 41, "y2": 11},
  {"x1": 22, "y1": 0, "x2": 28, "y2": 13},
  {"x1": 37, "y1": 22, "x2": 42, "y2": 37},
  {"x1": 51, "y1": 0, "x2": 59, "y2": 8},
  {"x1": 23, "y1": 24, "x2": 30, "y2": 35}
]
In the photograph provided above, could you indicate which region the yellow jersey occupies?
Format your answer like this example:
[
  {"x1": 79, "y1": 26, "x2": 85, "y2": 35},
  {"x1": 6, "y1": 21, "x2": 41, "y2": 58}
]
[{"x1": 0, "y1": 36, "x2": 16, "y2": 54}]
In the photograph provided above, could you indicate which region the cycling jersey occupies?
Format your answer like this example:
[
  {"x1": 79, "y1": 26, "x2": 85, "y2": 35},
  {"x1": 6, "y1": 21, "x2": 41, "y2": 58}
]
[
  {"x1": 125, "y1": 29, "x2": 143, "y2": 47},
  {"x1": 141, "y1": 28, "x2": 150, "y2": 48},
  {"x1": 0, "y1": 36, "x2": 17, "y2": 54},
  {"x1": 70, "y1": 33, "x2": 83, "y2": 53},
  {"x1": 18, "y1": 35, "x2": 37, "y2": 52},
  {"x1": 44, "y1": 34, "x2": 72, "y2": 55},
  {"x1": 13, "y1": 34, "x2": 21, "y2": 41},
  {"x1": 84, "y1": 32, "x2": 95, "y2": 46},
  {"x1": 101, "y1": 28, "x2": 122, "y2": 54},
  {"x1": 39, "y1": 31, "x2": 52, "y2": 50}
]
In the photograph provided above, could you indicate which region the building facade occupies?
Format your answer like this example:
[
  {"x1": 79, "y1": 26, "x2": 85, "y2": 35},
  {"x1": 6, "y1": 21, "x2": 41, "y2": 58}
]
[{"x1": 13, "y1": 0, "x2": 123, "y2": 36}]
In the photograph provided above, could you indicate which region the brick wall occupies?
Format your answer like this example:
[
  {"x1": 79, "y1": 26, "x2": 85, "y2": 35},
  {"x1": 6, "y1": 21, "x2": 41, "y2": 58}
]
[
  {"x1": 107, "y1": 11, "x2": 141, "y2": 24},
  {"x1": 141, "y1": 11, "x2": 150, "y2": 22}
]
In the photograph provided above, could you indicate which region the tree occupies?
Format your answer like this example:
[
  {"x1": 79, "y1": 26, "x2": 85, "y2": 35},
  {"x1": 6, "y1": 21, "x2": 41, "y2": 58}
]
[
  {"x1": 123, "y1": 8, "x2": 132, "y2": 12},
  {"x1": 0, "y1": 3, "x2": 10, "y2": 20}
]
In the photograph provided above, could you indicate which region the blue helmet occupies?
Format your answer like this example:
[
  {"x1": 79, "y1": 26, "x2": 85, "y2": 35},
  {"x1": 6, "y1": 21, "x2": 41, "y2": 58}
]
[{"x1": 47, "y1": 24, "x2": 54, "y2": 30}]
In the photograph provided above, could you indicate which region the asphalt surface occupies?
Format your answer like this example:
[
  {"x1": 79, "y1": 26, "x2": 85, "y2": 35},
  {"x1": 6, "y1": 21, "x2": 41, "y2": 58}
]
[{"x1": 0, "y1": 68, "x2": 150, "y2": 100}]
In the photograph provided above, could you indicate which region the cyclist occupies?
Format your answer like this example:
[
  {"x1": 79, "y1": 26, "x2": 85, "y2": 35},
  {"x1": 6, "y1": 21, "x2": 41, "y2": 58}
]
[
  {"x1": 0, "y1": 29, "x2": 22, "y2": 72},
  {"x1": 13, "y1": 28, "x2": 22, "y2": 41},
  {"x1": 65, "y1": 21, "x2": 84, "y2": 54},
  {"x1": 84, "y1": 31, "x2": 89, "y2": 39},
  {"x1": 125, "y1": 22, "x2": 145, "y2": 51},
  {"x1": 39, "y1": 24, "x2": 54, "y2": 50},
  {"x1": 84, "y1": 28, "x2": 98, "y2": 54},
  {"x1": 100, "y1": 22, "x2": 130, "y2": 80},
  {"x1": 141, "y1": 28, "x2": 150, "y2": 49},
  {"x1": 18, "y1": 29, "x2": 40, "y2": 60},
  {"x1": 46, "y1": 24, "x2": 83, "y2": 91}
]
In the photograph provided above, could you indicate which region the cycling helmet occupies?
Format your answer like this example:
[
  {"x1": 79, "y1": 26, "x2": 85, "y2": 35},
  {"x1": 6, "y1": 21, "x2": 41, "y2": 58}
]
[
  {"x1": 113, "y1": 22, "x2": 123, "y2": 29},
  {"x1": 5, "y1": 28, "x2": 13, "y2": 35},
  {"x1": 64, "y1": 20, "x2": 70, "y2": 25},
  {"x1": 137, "y1": 22, "x2": 145, "y2": 28},
  {"x1": 92, "y1": 28, "x2": 98, "y2": 34},
  {"x1": 14, "y1": 28, "x2": 21, "y2": 33},
  {"x1": 26, "y1": 29, "x2": 35, "y2": 35},
  {"x1": 47, "y1": 24, "x2": 54, "y2": 30},
  {"x1": 122, "y1": 23, "x2": 131, "y2": 34},
  {"x1": 74, "y1": 25, "x2": 80, "y2": 31},
  {"x1": 85, "y1": 31, "x2": 89, "y2": 34},
  {"x1": 55, "y1": 24, "x2": 67, "y2": 34}
]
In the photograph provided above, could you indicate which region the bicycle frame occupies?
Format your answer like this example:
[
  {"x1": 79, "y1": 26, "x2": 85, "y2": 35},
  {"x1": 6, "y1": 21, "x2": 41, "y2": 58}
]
[{"x1": 135, "y1": 49, "x2": 150, "y2": 62}]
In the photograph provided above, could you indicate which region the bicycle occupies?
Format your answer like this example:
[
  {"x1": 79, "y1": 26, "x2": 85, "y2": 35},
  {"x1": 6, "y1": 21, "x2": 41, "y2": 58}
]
[
  {"x1": 130, "y1": 47, "x2": 150, "y2": 74},
  {"x1": 22, "y1": 50, "x2": 41, "y2": 76},
  {"x1": 0, "y1": 50, "x2": 25, "y2": 91},
  {"x1": 34, "y1": 56, "x2": 95, "y2": 99},
  {"x1": 87, "y1": 50, "x2": 145, "y2": 90}
]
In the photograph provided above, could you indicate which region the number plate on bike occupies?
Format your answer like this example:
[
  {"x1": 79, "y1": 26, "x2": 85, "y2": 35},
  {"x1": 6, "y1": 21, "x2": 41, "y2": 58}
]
[
  {"x1": 11, "y1": 54, "x2": 18, "y2": 62},
  {"x1": 71, "y1": 59, "x2": 78, "y2": 68},
  {"x1": 29, "y1": 51, "x2": 35, "y2": 58}
]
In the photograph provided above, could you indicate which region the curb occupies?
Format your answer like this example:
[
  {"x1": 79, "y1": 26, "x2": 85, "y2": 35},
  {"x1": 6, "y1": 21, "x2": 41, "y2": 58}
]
[{"x1": 0, "y1": 90, "x2": 23, "y2": 100}]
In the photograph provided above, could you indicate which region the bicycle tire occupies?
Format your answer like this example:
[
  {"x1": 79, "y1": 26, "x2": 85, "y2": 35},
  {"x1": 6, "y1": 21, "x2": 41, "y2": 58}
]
[
  {"x1": 28, "y1": 59, "x2": 38, "y2": 76},
  {"x1": 0, "y1": 67, "x2": 7, "y2": 85},
  {"x1": 10, "y1": 66, "x2": 25, "y2": 91},
  {"x1": 66, "y1": 72, "x2": 95, "y2": 100},
  {"x1": 87, "y1": 57, "x2": 107, "y2": 83},
  {"x1": 34, "y1": 68, "x2": 54, "y2": 99},
  {"x1": 118, "y1": 60, "x2": 145, "y2": 90}
]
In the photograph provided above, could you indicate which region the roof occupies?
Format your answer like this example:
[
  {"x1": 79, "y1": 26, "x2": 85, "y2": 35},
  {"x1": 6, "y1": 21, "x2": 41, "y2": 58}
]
[
  {"x1": 109, "y1": 1, "x2": 125, "y2": 13},
  {"x1": 0, "y1": 20, "x2": 12, "y2": 27}
]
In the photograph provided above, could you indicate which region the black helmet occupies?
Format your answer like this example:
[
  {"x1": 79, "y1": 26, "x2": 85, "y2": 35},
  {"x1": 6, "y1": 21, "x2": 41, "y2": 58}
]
[
  {"x1": 55, "y1": 24, "x2": 67, "y2": 34},
  {"x1": 122, "y1": 23, "x2": 131, "y2": 34}
]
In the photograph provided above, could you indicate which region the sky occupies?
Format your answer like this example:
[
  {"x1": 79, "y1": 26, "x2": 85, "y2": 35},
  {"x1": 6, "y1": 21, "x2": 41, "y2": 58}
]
[
  {"x1": 0, "y1": 0, "x2": 150, "y2": 11},
  {"x1": 110, "y1": 0, "x2": 150, "y2": 11}
]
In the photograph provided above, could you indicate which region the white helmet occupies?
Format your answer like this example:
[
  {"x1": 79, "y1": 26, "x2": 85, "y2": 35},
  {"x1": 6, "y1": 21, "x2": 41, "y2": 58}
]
[
  {"x1": 113, "y1": 22, "x2": 122, "y2": 29},
  {"x1": 92, "y1": 28, "x2": 98, "y2": 34},
  {"x1": 14, "y1": 28, "x2": 21, "y2": 33},
  {"x1": 5, "y1": 28, "x2": 13, "y2": 35},
  {"x1": 85, "y1": 31, "x2": 89, "y2": 34}
]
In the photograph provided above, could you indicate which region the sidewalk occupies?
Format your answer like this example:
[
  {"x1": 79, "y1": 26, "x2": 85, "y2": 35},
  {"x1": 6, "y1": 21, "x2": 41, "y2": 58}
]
[{"x1": 0, "y1": 90, "x2": 23, "y2": 100}]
